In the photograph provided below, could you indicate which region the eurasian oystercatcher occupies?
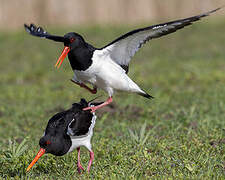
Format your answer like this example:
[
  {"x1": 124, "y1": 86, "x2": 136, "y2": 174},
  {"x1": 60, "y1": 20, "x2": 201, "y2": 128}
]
[
  {"x1": 24, "y1": 8, "x2": 220, "y2": 112},
  {"x1": 26, "y1": 99, "x2": 99, "y2": 173}
]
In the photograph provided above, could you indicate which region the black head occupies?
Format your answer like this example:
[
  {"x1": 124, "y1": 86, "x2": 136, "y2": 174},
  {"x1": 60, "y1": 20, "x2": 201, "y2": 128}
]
[
  {"x1": 55, "y1": 32, "x2": 88, "y2": 69},
  {"x1": 39, "y1": 113, "x2": 72, "y2": 156},
  {"x1": 63, "y1": 32, "x2": 85, "y2": 50},
  {"x1": 26, "y1": 109, "x2": 73, "y2": 171}
]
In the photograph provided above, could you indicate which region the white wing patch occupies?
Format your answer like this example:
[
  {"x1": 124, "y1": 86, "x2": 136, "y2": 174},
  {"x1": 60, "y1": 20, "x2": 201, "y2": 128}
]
[
  {"x1": 152, "y1": 24, "x2": 167, "y2": 30},
  {"x1": 101, "y1": 8, "x2": 219, "y2": 67},
  {"x1": 105, "y1": 30, "x2": 151, "y2": 65},
  {"x1": 104, "y1": 27, "x2": 167, "y2": 65}
]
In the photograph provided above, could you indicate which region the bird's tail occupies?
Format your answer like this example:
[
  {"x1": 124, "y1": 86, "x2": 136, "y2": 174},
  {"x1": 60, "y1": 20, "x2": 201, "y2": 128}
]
[
  {"x1": 127, "y1": 77, "x2": 154, "y2": 99},
  {"x1": 137, "y1": 90, "x2": 154, "y2": 99}
]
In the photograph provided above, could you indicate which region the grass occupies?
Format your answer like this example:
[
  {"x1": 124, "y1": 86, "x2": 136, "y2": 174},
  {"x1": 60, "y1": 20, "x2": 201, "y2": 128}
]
[{"x1": 0, "y1": 19, "x2": 225, "y2": 179}]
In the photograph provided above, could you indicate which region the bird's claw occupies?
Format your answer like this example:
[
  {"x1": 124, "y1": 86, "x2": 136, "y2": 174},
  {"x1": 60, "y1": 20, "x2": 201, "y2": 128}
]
[{"x1": 77, "y1": 164, "x2": 85, "y2": 174}]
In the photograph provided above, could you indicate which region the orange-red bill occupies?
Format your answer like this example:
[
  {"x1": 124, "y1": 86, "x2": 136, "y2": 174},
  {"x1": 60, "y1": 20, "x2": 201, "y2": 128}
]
[
  {"x1": 26, "y1": 148, "x2": 46, "y2": 172},
  {"x1": 55, "y1": 46, "x2": 70, "y2": 69}
]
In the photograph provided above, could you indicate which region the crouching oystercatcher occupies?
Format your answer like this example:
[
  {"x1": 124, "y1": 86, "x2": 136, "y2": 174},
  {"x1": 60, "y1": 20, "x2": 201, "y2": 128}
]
[
  {"x1": 24, "y1": 8, "x2": 220, "y2": 112},
  {"x1": 26, "y1": 98, "x2": 100, "y2": 173}
]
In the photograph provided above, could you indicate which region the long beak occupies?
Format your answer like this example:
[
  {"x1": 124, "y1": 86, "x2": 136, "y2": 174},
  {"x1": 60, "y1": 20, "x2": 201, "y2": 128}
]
[
  {"x1": 26, "y1": 148, "x2": 46, "y2": 172},
  {"x1": 55, "y1": 46, "x2": 70, "y2": 69}
]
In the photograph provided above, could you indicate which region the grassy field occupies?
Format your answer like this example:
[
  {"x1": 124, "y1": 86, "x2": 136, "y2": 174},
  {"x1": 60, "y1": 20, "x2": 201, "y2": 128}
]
[{"x1": 0, "y1": 19, "x2": 225, "y2": 179}]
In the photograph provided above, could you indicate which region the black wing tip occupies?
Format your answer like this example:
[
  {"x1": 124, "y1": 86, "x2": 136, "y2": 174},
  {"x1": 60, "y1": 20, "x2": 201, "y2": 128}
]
[
  {"x1": 173, "y1": 7, "x2": 222, "y2": 25},
  {"x1": 24, "y1": 23, "x2": 65, "y2": 42},
  {"x1": 24, "y1": 23, "x2": 34, "y2": 32},
  {"x1": 24, "y1": 23, "x2": 47, "y2": 37},
  {"x1": 24, "y1": 23, "x2": 31, "y2": 33},
  {"x1": 198, "y1": 7, "x2": 222, "y2": 18},
  {"x1": 208, "y1": 7, "x2": 222, "y2": 14}
]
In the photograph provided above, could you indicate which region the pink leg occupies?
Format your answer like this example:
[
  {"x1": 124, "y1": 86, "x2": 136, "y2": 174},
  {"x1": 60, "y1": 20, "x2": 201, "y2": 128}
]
[
  {"x1": 77, "y1": 147, "x2": 84, "y2": 174},
  {"x1": 71, "y1": 79, "x2": 97, "y2": 94},
  {"x1": 83, "y1": 97, "x2": 113, "y2": 113},
  {"x1": 87, "y1": 151, "x2": 94, "y2": 173}
]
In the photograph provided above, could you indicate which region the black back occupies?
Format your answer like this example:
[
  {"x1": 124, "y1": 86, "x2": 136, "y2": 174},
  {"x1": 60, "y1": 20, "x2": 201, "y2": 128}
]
[
  {"x1": 68, "y1": 112, "x2": 93, "y2": 136},
  {"x1": 67, "y1": 99, "x2": 93, "y2": 136}
]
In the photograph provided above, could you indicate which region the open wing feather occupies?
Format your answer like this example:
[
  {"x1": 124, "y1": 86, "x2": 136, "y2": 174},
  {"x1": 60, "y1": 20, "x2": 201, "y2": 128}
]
[{"x1": 102, "y1": 8, "x2": 220, "y2": 67}]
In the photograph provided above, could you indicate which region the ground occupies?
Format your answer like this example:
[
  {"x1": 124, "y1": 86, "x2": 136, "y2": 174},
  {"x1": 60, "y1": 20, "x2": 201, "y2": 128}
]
[{"x1": 0, "y1": 20, "x2": 225, "y2": 179}]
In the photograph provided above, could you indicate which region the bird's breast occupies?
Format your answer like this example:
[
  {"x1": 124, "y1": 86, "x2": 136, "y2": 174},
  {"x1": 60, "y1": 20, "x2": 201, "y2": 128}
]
[
  {"x1": 74, "y1": 69, "x2": 97, "y2": 84},
  {"x1": 68, "y1": 49, "x2": 93, "y2": 71}
]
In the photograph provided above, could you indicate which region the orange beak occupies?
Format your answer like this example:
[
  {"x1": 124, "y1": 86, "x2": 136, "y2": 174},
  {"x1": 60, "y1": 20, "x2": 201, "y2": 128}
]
[
  {"x1": 55, "y1": 46, "x2": 70, "y2": 69},
  {"x1": 26, "y1": 148, "x2": 46, "y2": 172}
]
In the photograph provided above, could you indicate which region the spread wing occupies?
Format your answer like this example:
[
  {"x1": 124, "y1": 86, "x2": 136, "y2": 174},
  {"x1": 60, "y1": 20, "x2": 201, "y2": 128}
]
[
  {"x1": 101, "y1": 8, "x2": 220, "y2": 70},
  {"x1": 24, "y1": 23, "x2": 65, "y2": 42}
]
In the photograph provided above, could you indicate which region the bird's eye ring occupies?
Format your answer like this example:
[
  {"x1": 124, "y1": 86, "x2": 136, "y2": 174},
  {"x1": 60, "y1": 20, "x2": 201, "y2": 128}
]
[{"x1": 70, "y1": 38, "x2": 75, "y2": 43}]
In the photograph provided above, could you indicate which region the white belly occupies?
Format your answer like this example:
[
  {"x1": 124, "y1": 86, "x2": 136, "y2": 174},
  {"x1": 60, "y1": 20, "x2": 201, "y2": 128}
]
[
  {"x1": 72, "y1": 50, "x2": 143, "y2": 96},
  {"x1": 74, "y1": 70, "x2": 97, "y2": 85},
  {"x1": 68, "y1": 135, "x2": 92, "y2": 152}
]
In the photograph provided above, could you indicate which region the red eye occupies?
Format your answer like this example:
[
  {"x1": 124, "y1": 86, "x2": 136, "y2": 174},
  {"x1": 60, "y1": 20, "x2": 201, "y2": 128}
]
[
  {"x1": 70, "y1": 38, "x2": 75, "y2": 43},
  {"x1": 46, "y1": 140, "x2": 51, "y2": 145}
]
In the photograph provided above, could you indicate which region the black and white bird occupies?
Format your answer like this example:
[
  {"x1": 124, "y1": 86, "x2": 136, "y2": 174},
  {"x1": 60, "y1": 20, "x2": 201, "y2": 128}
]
[
  {"x1": 26, "y1": 99, "x2": 99, "y2": 173},
  {"x1": 24, "y1": 8, "x2": 220, "y2": 112}
]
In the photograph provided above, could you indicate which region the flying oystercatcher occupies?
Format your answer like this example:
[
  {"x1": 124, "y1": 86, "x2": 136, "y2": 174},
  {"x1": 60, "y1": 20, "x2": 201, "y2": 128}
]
[
  {"x1": 26, "y1": 99, "x2": 99, "y2": 173},
  {"x1": 24, "y1": 8, "x2": 220, "y2": 112}
]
